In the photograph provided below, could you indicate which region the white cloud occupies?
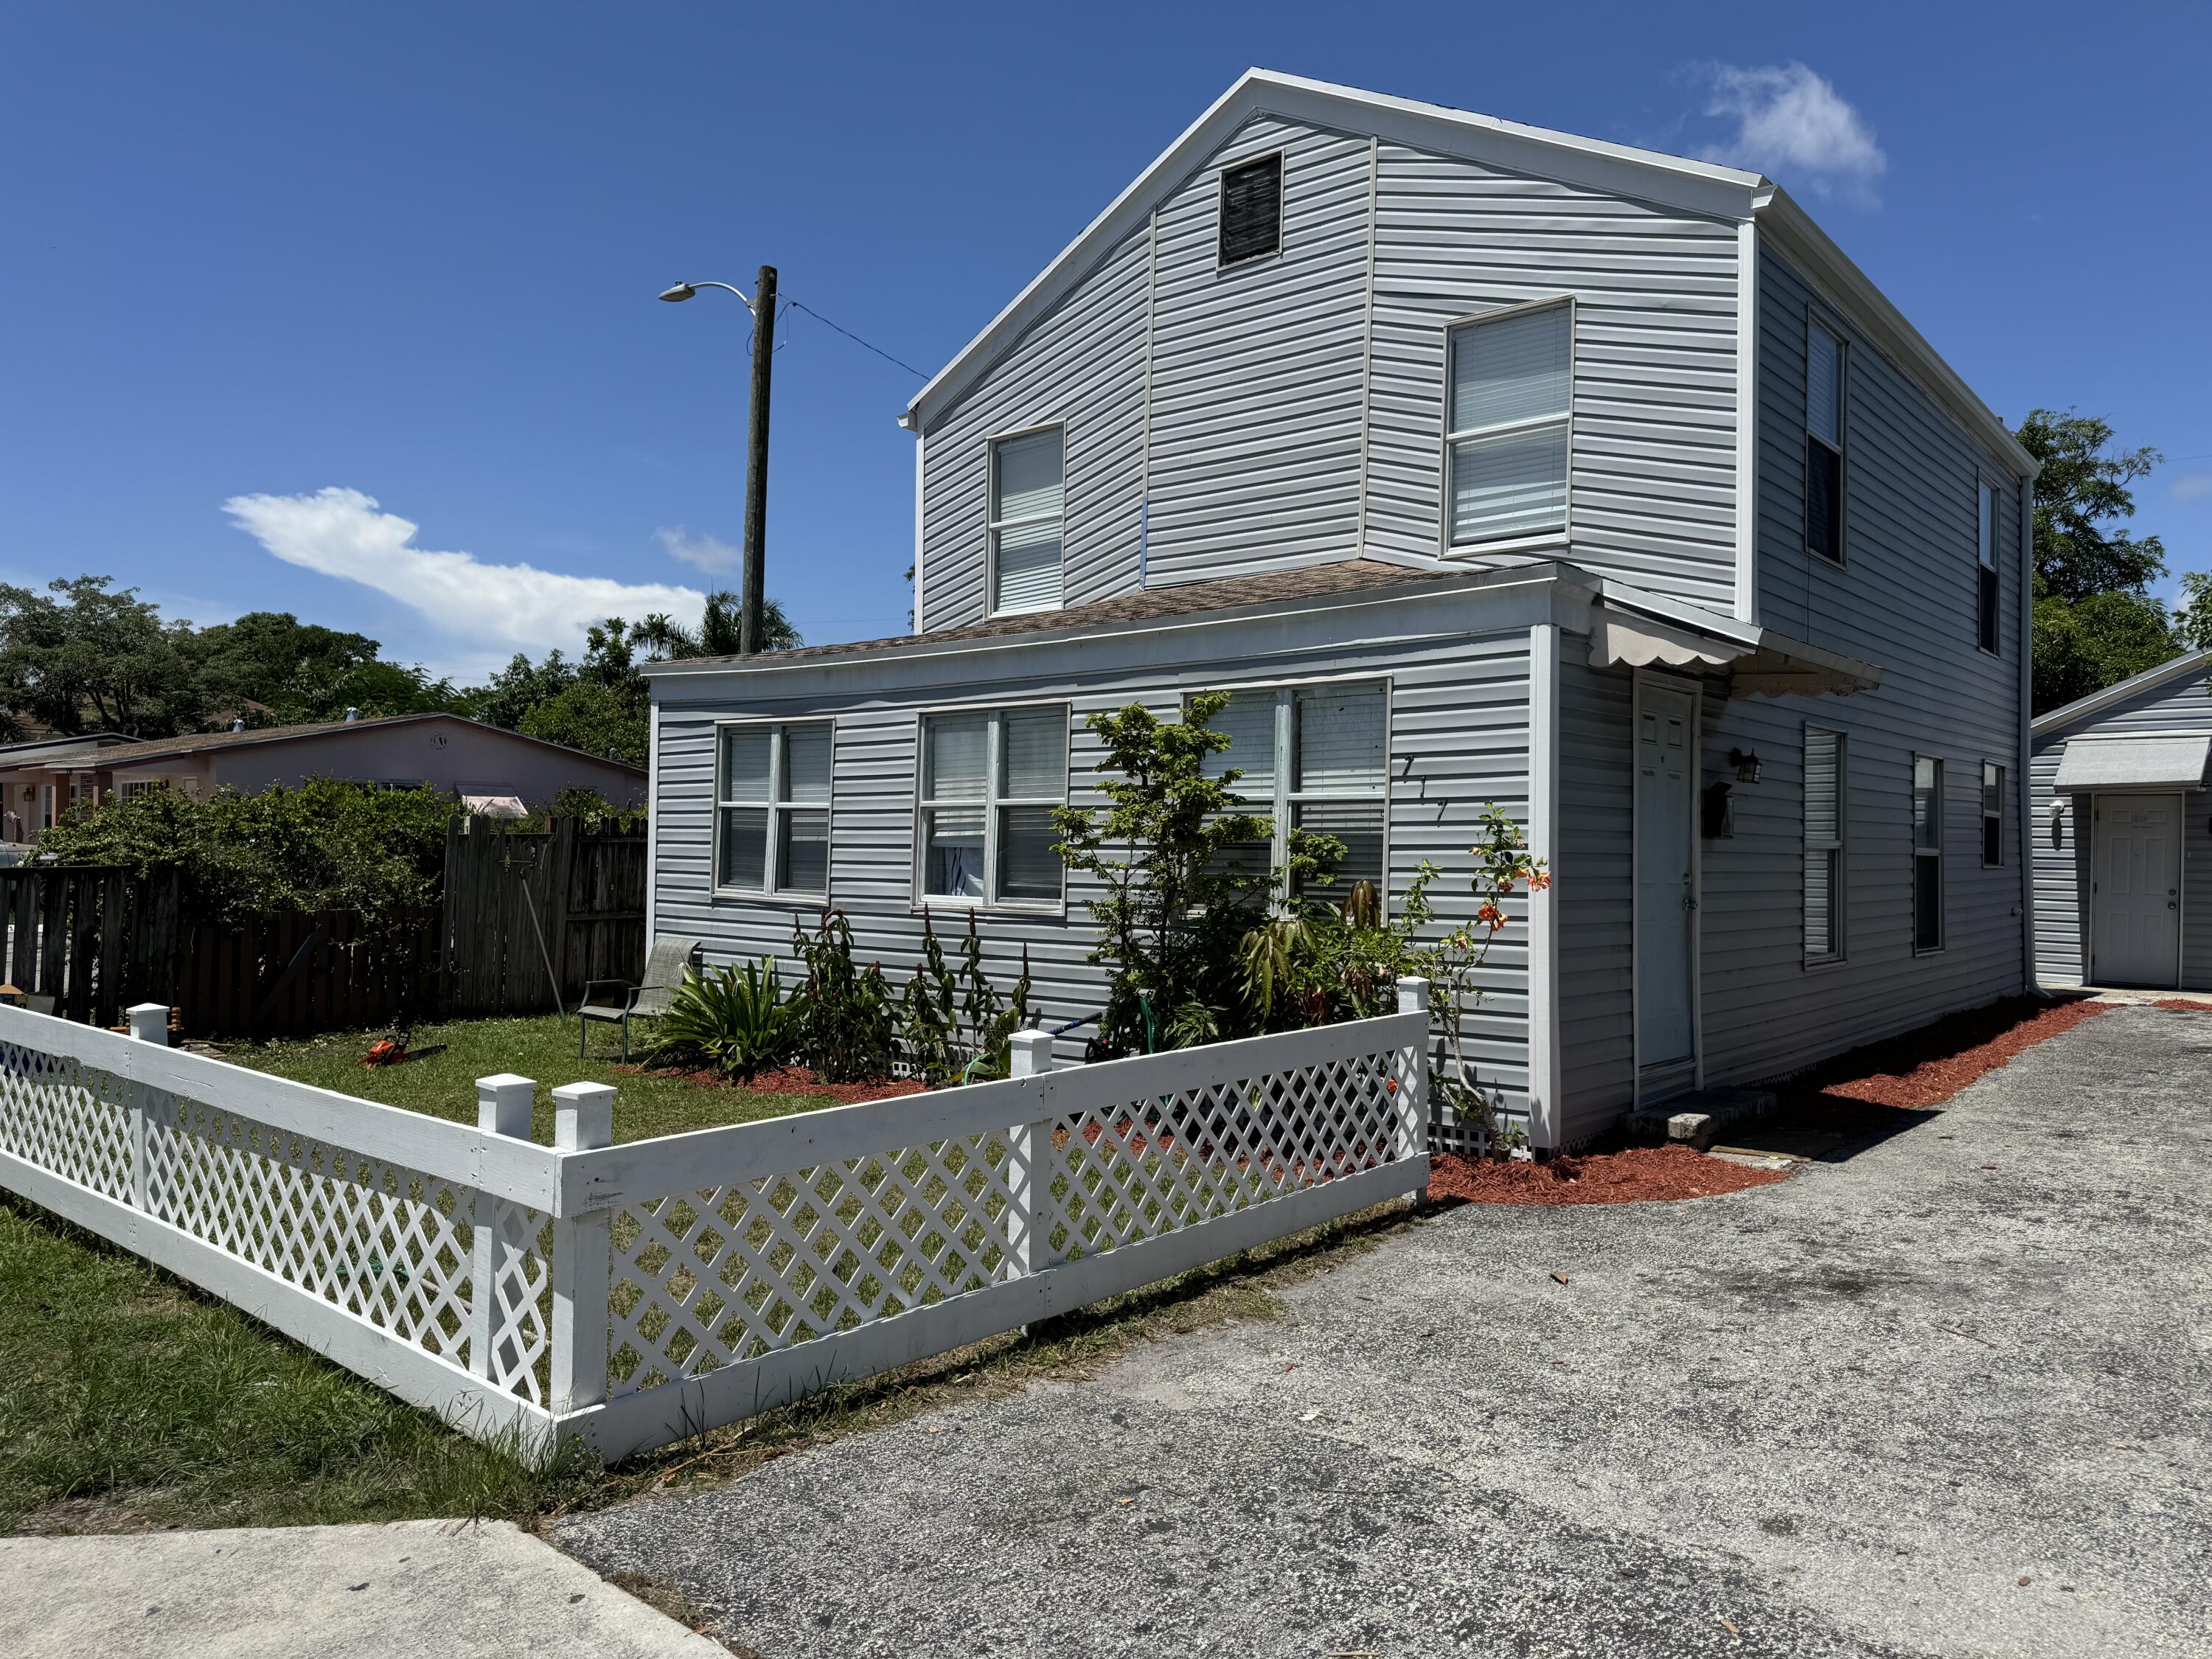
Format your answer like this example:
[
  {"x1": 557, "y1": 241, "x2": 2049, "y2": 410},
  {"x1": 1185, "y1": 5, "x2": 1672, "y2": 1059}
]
[
  {"x1": 1697, "y1": 62, "x2": 1886, "y2": 204},
  {"x1": 655, "y1": 524, "x2": 742, "y2": 576},
  {"x1": 2174, "y1": 473, "x2": 2212, "y2": 501},
  {"x1": 223, "y1": 487, "x2": 704, "y2": 675}
]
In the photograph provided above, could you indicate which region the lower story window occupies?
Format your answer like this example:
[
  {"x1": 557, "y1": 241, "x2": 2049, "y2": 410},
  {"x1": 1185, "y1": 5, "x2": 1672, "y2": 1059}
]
[
  {"x1": 717, "y1": 721, "x2": 832, "y2": 897},
  {"x1": 1913, "y1": 755, "x2": 1943, "y2": 951},
  {"x1": 1804, "y1": 727, "x2": 1846, "y2": 961},
  {"x1": 1982, "y1": 762, "x2": 2004, "y2": 867},
  {"x1": 1199, "y1": 681, "x2": 1388, "y2": 898},
  {"x1": 919, "y1": 706, "x2": 1068, "y2": 907}
]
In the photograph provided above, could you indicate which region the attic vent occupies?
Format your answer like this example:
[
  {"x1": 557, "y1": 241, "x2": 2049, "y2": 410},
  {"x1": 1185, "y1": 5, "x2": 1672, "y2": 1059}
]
[{"x1": 1217, "y1": 153, "x2": 1282, "y2": 268}]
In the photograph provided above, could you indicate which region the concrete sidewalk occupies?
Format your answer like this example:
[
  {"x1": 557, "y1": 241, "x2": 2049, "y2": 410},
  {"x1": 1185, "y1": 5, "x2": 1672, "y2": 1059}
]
[{"x1": 0, "y1": 1518, "x2": 715, "y2": 1658}]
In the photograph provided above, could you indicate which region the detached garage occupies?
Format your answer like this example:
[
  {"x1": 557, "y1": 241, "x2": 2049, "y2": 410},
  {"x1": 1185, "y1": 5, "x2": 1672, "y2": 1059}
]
[{"x1": 2031, "y1": 650, "x2": 2212, "y2": 990}]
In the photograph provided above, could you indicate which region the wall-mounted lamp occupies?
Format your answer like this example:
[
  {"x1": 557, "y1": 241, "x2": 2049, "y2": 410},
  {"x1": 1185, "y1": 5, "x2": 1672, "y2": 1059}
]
[{"x1": 1728, "y1": 747, "x2": 1762, "y2": 785}]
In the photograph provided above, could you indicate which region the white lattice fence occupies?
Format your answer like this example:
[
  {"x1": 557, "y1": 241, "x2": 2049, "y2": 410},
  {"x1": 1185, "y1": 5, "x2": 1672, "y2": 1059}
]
[
  {"x1": 0, "y1": 987, "x2": 1432, "y2": 1467},
  {"x1": 554, "y1": 983, "x2": 1431, "y2": 1461}
]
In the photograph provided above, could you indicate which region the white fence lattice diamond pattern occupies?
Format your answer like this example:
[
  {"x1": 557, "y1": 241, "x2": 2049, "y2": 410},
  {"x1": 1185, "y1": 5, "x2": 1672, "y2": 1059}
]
[{"x1": 0, "y1": 1040, "x2": 133, "y2": 1201}]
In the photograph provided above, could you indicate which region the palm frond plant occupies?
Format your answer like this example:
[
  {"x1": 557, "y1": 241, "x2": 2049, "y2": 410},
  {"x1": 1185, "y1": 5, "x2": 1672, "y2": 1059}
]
[{"x1": 640, "y1": 958, "x2": 792, "y2": 1079}]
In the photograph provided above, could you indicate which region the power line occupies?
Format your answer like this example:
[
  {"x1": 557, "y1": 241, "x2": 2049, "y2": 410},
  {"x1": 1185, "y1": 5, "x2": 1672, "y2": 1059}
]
[{"x1": 785, "y1": 299, "x2": 929, "y2": 379}]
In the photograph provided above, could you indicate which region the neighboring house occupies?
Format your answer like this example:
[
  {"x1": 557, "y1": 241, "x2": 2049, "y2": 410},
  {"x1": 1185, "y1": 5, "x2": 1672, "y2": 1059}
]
[
  {"x1": 641, "y1": 70, "x2": 2037, "y2": 1151},
  {"x1": 0, "y1": 712, "x2": 644, "y2": 834},
  {"x1": 0, "y1": 732, "x2": 134, "y2": 838},
  {"x1": 2030, "y1": 650, "x2": 2212, "y2": 992}
]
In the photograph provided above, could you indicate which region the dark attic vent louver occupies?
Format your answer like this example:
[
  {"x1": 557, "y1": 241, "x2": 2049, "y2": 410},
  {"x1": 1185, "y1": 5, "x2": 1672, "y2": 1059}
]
[{"x1": 1218, "y1": 153, "x2": 1282, "y2": 267}]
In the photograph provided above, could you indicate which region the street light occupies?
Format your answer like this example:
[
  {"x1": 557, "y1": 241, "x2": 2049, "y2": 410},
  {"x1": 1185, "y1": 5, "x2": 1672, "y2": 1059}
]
[{"x1": 659, "y1": 266, "x2": 776, "y2": 655}]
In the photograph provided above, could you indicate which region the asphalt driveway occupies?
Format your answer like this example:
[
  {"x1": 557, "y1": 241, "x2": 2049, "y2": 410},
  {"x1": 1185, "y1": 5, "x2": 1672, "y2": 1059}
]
[{"x1": 555, "y1": 1004, "x2": 2212, "y2": 1658}]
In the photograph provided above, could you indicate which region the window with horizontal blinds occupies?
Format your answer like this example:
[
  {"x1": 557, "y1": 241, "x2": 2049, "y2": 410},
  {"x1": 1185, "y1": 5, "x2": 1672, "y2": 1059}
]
[
  {"x1": 717, "y1": 721, "x2": 832, "y2": 897},
  {"x1": 1447, "y1": 305, "x2": 1571, "y2": 547},
  {"x1": 919, "y1": 706, "x2": 1068, "y2": 907},
  {"x1": 990, "y1": 429, "x2": 1063, "y2": 615},
  {"x1": 1804, "y1": 728, "x2": 1845, "y2": 961},
  {"x1": 1913, "y1": 756, "x2": 1943, "y2": 952},
  {"x1": 1806, "y1": 321, "x2": 1846, "y2": 563},
  {"x1": 1217, "y1": 153, "x2": 1281, "y2": 266},
  {"x1": 1188, "y1": 681, "x2": 1389, "y2": 902}
]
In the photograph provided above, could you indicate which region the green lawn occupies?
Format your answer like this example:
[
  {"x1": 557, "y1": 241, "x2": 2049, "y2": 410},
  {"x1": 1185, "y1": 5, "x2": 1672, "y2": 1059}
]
[{"x1": 223, "y1": 1013, "x2": 840, "y2": 1144}]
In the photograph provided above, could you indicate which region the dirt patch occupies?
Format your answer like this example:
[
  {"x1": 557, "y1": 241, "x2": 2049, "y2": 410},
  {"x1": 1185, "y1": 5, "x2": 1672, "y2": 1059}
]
[
  {"x1": 613, "y1": 1062, "x2": 928, "y2": 1105},
  {"x1": 1426, "y1": 1144, "x2": 1790, "y2": 1206}
]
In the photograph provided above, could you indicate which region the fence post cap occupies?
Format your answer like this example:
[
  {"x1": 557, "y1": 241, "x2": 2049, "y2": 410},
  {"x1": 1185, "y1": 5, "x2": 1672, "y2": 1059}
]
[
  {"x1": 476, "y1": 1073, "x2": 535, "y2": 1138},
  {"x1": 477, "y1": 1071, "x2": 535, "y2": 1091},
  {"x1": 1394, "y1": 975, "x2": 1430, "y2": 1013},
  {"x1": 552, "y1": 1080, "x2": 616, "y2": 1151},
  {"x1": 125, "y1": 1003, "x2": 171, "y2": 1045},
  {"x1": 1008, "y1": 1029, "x2": 1054, "y2": 1077},
  {"x1": 124, "y1": 1001, "x2": 170, "y2": 1017}
]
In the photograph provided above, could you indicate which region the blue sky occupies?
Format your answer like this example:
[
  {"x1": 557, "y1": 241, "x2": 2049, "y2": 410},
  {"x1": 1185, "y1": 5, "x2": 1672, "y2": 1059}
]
[{"x1": 4, "y1": 1, "x2": 2206, "y2": 679}]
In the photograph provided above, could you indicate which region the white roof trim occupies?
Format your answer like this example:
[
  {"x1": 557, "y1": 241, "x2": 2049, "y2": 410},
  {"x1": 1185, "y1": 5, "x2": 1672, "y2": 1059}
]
[
  {"x1": 902, "y1": 69, "x2": 1764, "y2": 434},
  {"x1": 2031, "y1": 650, "x2": 2212, "y2": 739},
  {"x1": 2053, "y1": 734, "x2": 2212, "y2": 793}
]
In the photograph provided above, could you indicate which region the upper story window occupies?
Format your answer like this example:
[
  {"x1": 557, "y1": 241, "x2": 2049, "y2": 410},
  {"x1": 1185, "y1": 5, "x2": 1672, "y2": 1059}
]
[
  {"x1": 1218, "y1": 153, "x2": 1282, "y2": 268},
  {"x1": 990, "y1": 428, "x2": 1064, "y2": 615},
  {"x1": 717, "y1": 721, "x2": 831, "y2": 899},
  {"x1": 1446, "y1": 302, "x2": 1571, "y2": 551},
  {"x1": 1806, "y1": 320, "x2": 1846, "y2": 564},
  {"x1": 1200, "y1": 682, "x2": 1388, "y2": 897},
  {"x1": 919, "y1": 705, "x2": 1068, "y2": 908},
  {"x1": 1977, "y1": 481, "x2": 2000, "y2": 654}
]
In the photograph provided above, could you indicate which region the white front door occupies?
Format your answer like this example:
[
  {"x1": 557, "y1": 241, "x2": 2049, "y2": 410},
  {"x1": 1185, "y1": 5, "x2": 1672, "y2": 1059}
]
[
  {"x1": 1635, "y1": 680, "x2": 1697, "y2": 1093},
  {"x1": 2092, "y1": 793, "x2": 2180, "y2": 987}
]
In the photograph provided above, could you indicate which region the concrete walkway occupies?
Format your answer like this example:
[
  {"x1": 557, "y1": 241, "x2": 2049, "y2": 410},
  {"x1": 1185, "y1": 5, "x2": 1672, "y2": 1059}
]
[
  {"x1": 0, "y1": 1519, "x2": 714, "y2": 1658},
  {"x1": 555, "y1": 1005, "x2": 2212, "y2": 1658}
]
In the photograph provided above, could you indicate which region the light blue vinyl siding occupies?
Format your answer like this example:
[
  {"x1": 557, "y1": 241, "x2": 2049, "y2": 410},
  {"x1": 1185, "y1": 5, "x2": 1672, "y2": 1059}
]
[{"x1": 1556, "y1": 654, "x2": 1634, "y2": 1139}]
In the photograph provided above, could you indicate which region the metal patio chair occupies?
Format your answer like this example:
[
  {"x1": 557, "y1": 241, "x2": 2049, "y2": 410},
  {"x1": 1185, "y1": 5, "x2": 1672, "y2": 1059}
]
[{"x1": 580, "y1": 935, "x2": 700, "y2": 1061}]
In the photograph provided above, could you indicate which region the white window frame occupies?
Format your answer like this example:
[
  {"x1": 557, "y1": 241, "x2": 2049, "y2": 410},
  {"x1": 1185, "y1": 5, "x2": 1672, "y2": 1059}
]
[
  {"x1": 1806, "y1": 316, "x2": 1848, "y2": 568},
  {"x1": 712, "y1": 717, "x2": 835, "y2": 903},
  {"x1": 1216, "y1": 149, "x2": 1285, "y2": 271},
  {"x1": 1982, "y1": 760, "x2": 2005, "y2": 869},
  {"x1": 1913, "y1": 753, "x2": 1944, "y2": 954},
  {"x1": 1192, "y1": 676, "x2": 1393, "y2": 902},
  {"x1": 986, "y1": 422, "x2": 1065, "y2": 618},
  {"x1": 1439, "y1": 296, "x2": 1575, "y2": 558},
  {"x1": 912, "y1": 702, "x2": 1071, "y2": 914},
  {"x1": 1804, "y1": 726, "x2": 1847, "y2": 966}
]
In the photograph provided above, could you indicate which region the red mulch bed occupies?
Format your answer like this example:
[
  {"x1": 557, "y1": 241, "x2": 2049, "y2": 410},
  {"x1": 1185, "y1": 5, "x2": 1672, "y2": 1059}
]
[
  {"x1": 1784, "y1": 994, "x2": 2110, "y2": 1111},
  {"x1": 1427, "y1": 1144, "x2": 1789, "y2": 1206},
  {"x1": 613, "y1": 1062, "x2": 928, "y2": 1105},
  {"x1": 2152, "y1": 999, "x2": 2212, "y2": 1012}
]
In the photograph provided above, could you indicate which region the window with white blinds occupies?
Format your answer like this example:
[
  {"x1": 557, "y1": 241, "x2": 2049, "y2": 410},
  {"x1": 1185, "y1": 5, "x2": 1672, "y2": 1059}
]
[
  {"x1": 1804, "y1": 727, "x2": 1846, "y2": 961},
  {"x1": 1197, "y1": 681, "x2": 1388, "y2": 898},
  {"x1": 919, "y1": 705, "x2": 1068, "y2": 907},
  {"x1": 717, "y1": 721, "x2": 832, "y2": 898},
  {"x1": 1446, "y1": 303, "x2": 1571, "y2": 549},
  {"x1": 990, "y1": 428, "x2": 1064, "y2": 615},
  {"x1": 1806, "y1": 321, "x2": 1846, "y2": 563}
]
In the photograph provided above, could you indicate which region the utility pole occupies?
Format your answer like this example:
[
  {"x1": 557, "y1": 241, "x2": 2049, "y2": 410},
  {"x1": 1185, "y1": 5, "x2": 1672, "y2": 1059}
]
[{"x1": 740, "y1": 263, "x2": 776, "y2": 655}]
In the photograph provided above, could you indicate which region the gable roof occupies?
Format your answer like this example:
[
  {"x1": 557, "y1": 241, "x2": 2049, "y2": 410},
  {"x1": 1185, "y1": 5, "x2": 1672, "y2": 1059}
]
[
  {"x1": 0, "y1": 712, "x2": 644, "y2": 776},
  {"x1": 901, "y1": 69, "x2": 2035, "y2": 479},
  {"x1": 2031, "y1": 650, "x2": 2212, "y2": 740}
]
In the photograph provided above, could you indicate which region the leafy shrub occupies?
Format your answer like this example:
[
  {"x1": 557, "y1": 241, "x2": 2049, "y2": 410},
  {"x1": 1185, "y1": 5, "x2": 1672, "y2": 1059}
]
[
  {"x1": 38, "y1": 777, "x2": 453, "y2": 925},
  {"x1": 897, "y1": 914, "x2": 1032, "y2": 1085},
  {"x1": 641, "y1": 959, "x2": 792, "y2": 1079},
  {"x1": 790, "y1": 909, "x2": 895, "y2": 1083}
]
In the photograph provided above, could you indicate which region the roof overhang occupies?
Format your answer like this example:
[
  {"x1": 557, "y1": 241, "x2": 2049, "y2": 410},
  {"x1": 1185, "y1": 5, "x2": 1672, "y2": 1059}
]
[
  {"x1": 1588, "y1": 599, "x2": 1883, "y2": 699},
  {"x1": 2053, "y1": 734, "x2": 2212, "y2": 794}
]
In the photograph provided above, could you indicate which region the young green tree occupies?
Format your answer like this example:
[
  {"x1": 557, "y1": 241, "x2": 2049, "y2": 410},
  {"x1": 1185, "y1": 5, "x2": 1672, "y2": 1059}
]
[{"x1": 1051, "y1": 691, "x2": 1331, "y2": 1052}]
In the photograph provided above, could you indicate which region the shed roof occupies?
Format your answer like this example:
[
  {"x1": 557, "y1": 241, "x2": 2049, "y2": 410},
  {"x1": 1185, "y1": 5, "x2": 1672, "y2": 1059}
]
[
  {"x1": 0, "y1": 713, "x2": 644, "y2": 776},
  {"x1": 2031, "y1": 650, "x2": 2212, "y2": 740}
]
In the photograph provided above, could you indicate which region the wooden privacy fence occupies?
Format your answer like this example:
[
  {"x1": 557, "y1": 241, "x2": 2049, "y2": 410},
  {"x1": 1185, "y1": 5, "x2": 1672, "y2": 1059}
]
[
  {"x1": 440, "y1": 818, "x2": 647, "y2": 1018},
  {"x1": 0, "y1": 985, "x2": 1432, "y2": 1464},
  {"x1": 0, "y1": 866, "x2": 181, "y2": 1030}
]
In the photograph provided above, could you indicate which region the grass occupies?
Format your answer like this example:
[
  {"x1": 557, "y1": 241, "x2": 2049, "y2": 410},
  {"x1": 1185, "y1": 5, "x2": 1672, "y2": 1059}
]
[
  {"x1": 222, "y1": 1012, "x2": 839, "y2": 1144},
  {"x1": 0, "y1": 1182, "x2": 1416, "y2": 1536}
]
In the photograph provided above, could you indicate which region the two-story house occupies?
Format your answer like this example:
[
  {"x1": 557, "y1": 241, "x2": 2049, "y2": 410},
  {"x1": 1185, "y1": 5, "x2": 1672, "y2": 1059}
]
[{"x1": 641, "y1": 70, "x2": 2037, "y2": 1152}]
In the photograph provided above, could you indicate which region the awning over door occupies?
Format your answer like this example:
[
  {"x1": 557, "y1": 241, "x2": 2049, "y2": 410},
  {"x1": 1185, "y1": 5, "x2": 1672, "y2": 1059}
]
[
  {"x1": 1587, "y1": 607, "x2": 1885, "y2": 698},
  {"x1": 2053, "y1": 734, "x2": 2212, "y2": 793}
]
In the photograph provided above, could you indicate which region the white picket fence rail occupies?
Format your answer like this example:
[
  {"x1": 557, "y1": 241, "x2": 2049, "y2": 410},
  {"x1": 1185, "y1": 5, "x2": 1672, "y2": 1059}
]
[{"x1": 0, "y1": 985, "x2": 1431, "y2": 1464}]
